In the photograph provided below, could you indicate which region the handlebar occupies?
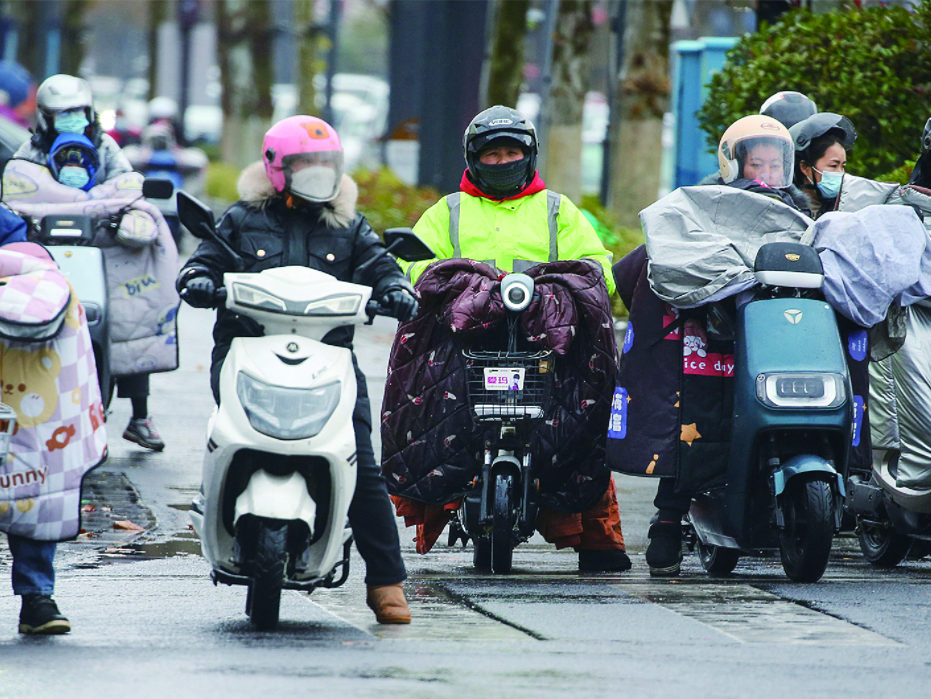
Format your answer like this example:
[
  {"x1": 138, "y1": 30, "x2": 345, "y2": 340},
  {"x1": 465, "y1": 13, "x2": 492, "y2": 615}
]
[{"x1": 365, "y1": 298, "x2": 392, "y2": 325}]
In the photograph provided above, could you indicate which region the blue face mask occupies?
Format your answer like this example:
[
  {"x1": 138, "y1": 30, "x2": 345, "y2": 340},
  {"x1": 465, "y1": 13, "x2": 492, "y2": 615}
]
[
  {"x1": 813, "y1": 167, "x2": 844, "y2": 199},
  {"x1": 58, "y1": 167, "x2": 90, "y2": 189},
  {"x1": 54, "y1": 110, "x2": 89, "y2": 134}
]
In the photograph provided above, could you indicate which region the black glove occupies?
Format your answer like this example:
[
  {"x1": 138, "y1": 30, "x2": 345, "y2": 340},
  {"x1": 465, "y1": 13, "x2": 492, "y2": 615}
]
[
  {"x1": 381, "y1": 288, "x2": 418, "y2": 322},
  {"x1": 182, "y1": 275, "x2": 217, "y2": 309}
]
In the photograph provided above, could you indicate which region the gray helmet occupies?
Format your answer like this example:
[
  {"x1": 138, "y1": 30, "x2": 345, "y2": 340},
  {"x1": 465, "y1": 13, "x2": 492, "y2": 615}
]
[
  {"x1": 36, "y1": 74, "x2": 94, "y2": 135},
  {"x1": 759, "y1": 91, "x2": 818, "y2": 130},
  {"x1": 463, "y1": 105, "x2": 537, "y2": 198},
  {"x1": 921, "y1": 117, "x2": 931, "y2": 154},
  {"x1": 789, "y1": 112, "x2": 857, "y2": 153}
]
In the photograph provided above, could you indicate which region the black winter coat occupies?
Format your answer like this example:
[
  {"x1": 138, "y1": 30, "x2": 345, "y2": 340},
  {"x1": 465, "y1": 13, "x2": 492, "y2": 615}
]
[{"x1": 178, "y1": 164, "x2": 411, "y2": 417}]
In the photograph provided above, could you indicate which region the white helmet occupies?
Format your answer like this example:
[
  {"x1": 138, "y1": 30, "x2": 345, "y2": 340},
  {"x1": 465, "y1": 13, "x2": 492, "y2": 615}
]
[
  {"x1": 718, "y1": 115, "x2": 794, "y2": 189},
  {"x1": 36, "y1": 74, "x2": 94, "y2": 135},
  {"x1": 148, "y1": 96, "x2": 179, "y2": 122}
]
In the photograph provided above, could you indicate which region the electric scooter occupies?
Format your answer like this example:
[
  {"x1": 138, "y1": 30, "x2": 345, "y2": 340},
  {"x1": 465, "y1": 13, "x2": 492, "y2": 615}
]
[
  {"x1": 453, "y1": 273, "x2": 551, "y2": 574},
  {"x1": 28, "y1": 179, "x2": 175, "y2": 409},
  {"x1": 686, "y1": 242, "x2": 851, "y2": 582},
  {"x1": 177, "y1": 191, "x2": 433, "y2": 630},
  {"x1": 847, "y1": 302, "x2": 931, "y2": 566}
]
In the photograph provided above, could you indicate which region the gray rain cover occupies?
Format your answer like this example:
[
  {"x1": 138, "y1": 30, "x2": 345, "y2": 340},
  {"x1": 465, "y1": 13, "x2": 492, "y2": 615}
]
[
  {"x1": 640, "y1": 186, "x2": 813, "y2": 308},
  {"x1": 801, "y1": 204, "x2": 931, "y2": 327},
  {"x1": 869, "y1": 304, "x2": 931, "y2": 488}
]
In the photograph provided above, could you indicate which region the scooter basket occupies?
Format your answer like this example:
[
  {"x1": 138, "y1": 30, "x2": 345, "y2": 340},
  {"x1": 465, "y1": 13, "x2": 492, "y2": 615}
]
[
  {"x1": 463, "y1": 350, "x2": 554, "y2": 421},
  {"x1": 0, "y1": 403, "x2": 16, "y2": 463}
]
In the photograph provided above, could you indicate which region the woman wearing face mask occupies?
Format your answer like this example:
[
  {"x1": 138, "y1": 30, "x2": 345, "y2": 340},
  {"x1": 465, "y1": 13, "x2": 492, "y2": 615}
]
[
  {"x1": 3, "y1": 74, "x2": 177, "y2": 452},
  {"x1": 9, "y1": 74, "x2": 133, "y2": 183},
  {"x1": 177, "y1": 115, "x2": 417, "y2": 624},
  {"x1": 789, "y1": 113, "x2": 857, "y2": 218}
]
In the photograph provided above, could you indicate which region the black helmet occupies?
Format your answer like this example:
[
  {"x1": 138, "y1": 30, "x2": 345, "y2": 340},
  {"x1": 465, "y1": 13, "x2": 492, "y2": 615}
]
[
  {"x1": 463, "y1": 105, "x2": 537, "y2": 198},
  {"x1": 759, "y1": 91, "x2": 818, "y2": 129},
  {"x1": 789, "y1": 113, "x2": 857, "y2": 153}
]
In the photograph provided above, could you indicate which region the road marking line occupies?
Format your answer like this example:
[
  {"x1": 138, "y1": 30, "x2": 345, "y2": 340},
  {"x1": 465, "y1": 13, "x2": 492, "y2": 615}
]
[
  {"x1": 305, "y1": 579, "x2": 532, "y2": 641},
  {"x1": 611, "y1": 582, "x2": 900, "y2": 646}
]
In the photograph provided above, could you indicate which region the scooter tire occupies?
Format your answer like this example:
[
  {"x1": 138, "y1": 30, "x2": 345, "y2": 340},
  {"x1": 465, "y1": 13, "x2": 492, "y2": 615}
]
[
  {"x1": 490, "y1": 472, "x2": 516, "y2": 574},
  {"x1": 778, "y1": 478, "x2": 834, "y2": 583},
  {"x1": 472, "y1": 536, "x2": 492, "y2": 571},
  {"x1": 696, "y1": 540, "x2": 740, "y2": 575},
  {"x1": 247, "y1": 521, "x2": 288, "y2": 630},
  {"x1": 857, "y1": 517, "x2": 912, "y2": 567}
]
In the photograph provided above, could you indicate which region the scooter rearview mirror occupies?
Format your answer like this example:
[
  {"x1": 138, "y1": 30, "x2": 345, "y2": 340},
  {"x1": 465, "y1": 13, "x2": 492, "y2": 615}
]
[
  {"x1": 142, "y1": 177, "x2": 175, "y2": 200},
  {"x1": 177, "y1": 190, "x2": 215, "y2": 240},
  {"x1": 383, "y1": 228, "x2": 435, "y2": 262}
]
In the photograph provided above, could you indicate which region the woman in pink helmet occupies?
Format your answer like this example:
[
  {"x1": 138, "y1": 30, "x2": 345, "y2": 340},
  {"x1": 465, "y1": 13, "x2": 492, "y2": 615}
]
[{"x1": 177, "y1": 115, "x2": 417, "y2": 623}]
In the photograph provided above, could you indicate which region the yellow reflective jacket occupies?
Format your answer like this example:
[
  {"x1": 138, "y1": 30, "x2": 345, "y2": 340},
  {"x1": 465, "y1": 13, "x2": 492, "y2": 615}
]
[{"x1": 404, "y1": 189, "x2": 615, "y2": 296}]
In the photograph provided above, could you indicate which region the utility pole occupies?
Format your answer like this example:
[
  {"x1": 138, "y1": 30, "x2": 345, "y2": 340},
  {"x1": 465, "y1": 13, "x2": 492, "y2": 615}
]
[
  {"x1": 322, "y1": 0, "x2": 341, "y2": 126},
  {"x1": 178, "y1": 0, "x2": 201, "y2": 144}
]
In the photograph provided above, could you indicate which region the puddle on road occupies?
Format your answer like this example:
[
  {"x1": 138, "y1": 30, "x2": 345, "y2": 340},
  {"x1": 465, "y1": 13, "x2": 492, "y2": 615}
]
[
  {"x1": 612, "y1": 581, "x2": 900, "y2": 646},
  {"x1": 305, "y1": 579, "x2": 534, "y2": 641}
]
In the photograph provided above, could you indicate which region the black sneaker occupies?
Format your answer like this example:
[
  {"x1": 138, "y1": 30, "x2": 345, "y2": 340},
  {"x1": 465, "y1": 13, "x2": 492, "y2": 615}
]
[
  {"x1": 646, "y1": 521, "x2": 683, "y2": 577},
  {"x1": 578, "y1": 549, "x2": 632, "y2": 572},
  {"x1": 123, "y1": 417, "x2": 165, "y2": 452},
  {"x1": 19, "y1": 595, "x2": 71, "y2": 635}
]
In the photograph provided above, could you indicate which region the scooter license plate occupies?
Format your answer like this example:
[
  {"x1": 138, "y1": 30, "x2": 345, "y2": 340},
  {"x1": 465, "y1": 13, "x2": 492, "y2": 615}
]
[{"x1": 484, "y1": 367, "x2": 525, "y2": 391}]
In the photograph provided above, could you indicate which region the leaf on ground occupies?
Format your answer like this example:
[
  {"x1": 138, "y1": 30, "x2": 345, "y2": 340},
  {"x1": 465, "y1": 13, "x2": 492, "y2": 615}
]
[
  {"x1": 81, "y1": 504, "x2": 96, "y2": 512},
  {"x1": 113, "y1": 520, "x2": 144, "y2": 531}
]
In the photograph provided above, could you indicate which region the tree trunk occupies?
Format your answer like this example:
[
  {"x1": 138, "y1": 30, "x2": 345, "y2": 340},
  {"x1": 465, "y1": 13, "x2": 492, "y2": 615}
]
[
  {"x1": 9, "y1": 0, "x2": 44, "y2": 80},
  {"x1": 542, "y1": 0, "x2": 594, "y2": 205},
  {"x1": 59, "y1": 0, "x2": 89, "y2": 76},
  {"x1": 147, "y1": 0, "x2": 168, "y2": 101},
  {"x1": 217, "y1": 0, "x2": 275, "y2": 168},
  {"x1": 607, "y1": 0, "x2": 671, "y2": 227},
  {"x1": 294, "y1": 0, "x2": 320, "y2": 117},
  {"x1": 484, "y1": 0, "x2": 529, "y2": 109}
]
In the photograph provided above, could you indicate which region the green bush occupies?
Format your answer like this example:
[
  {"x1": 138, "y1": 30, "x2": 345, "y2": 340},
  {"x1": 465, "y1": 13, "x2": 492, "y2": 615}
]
[
  {"x1": 206, "y1": 161, "x2": 242, "y2": 203},
  {"x1": 698, "y1": 0, "x2": 931, "y2": 180},
  {"x1": 354, "y1": 167, "x2": 441, "y2": 233},
  {"x1": 580, "y1": 194, "x2": 644, "y2": 318}
]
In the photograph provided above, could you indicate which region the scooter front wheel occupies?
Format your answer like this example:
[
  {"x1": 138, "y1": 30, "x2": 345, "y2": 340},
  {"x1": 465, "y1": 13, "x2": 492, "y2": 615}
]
[
  {"x1": 857, "y1": 517, "x2": 912, "y2": 567},
  {"x1": 778, "y1": 479, "x2": 834, "y2": 582},
  {"x1": 490, "y1": 472, "x2": 517, "y2": 574},
  {"x1": 246, "y1": 521, "x2": 288, "y2": 630}
]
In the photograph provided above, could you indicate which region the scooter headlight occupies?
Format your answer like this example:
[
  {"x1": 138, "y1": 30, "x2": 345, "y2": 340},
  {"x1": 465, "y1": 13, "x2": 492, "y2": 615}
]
[
  {"x1": 756, "y1": 372, "x2": 847, "y2": 409},
  {"x1": 232, "y1": 283, "x2": 287, "y2": 312},
  {"x1": 236, "y1": 372, "x2": 341, "y2": 440}
]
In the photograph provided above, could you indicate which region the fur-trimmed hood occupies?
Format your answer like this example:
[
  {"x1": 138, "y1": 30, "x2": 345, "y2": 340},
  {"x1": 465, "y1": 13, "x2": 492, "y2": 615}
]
[{"x1": 236, "y1": 160, "x2": 359, "y2": 229}]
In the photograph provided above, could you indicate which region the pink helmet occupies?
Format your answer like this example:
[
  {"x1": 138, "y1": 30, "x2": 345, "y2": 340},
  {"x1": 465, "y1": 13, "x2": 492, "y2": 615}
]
[{"x1": 262, "y1": 115, "x2": 344, "y2": 203}]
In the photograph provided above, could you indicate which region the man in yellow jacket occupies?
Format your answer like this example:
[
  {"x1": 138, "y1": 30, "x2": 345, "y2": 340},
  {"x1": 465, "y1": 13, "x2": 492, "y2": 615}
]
[{"x1": 401, "y1": 105, "x2": 629, "y2": 572}]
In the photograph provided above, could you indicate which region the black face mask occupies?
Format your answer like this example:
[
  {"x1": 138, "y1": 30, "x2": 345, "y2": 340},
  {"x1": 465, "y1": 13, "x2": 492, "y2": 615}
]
[{"x1": 472, "y1": 157, "x2": 530, "y2": 198}]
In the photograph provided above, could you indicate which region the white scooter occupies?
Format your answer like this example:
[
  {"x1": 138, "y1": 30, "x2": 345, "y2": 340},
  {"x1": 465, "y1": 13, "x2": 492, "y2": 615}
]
[{"x1": 177, "y1": 191, "x2": 432, "y2": 630}]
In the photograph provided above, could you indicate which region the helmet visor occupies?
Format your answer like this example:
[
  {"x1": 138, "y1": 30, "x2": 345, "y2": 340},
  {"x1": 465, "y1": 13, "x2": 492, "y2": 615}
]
[
  {"x1": 735, "y1": 137, "x2": 793, "y2": 189},
  {"x1": 282, "y1": 151, "x2": 343, "y2": 203},
  {"x1": 467, "y1": 130, "x2": 535, "y2": 156}
]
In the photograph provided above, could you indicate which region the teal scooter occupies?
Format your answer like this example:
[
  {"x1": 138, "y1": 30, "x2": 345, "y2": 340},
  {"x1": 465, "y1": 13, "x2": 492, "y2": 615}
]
[{"x1": 687, "y1": 242, "x2": 852, "y2": 582}]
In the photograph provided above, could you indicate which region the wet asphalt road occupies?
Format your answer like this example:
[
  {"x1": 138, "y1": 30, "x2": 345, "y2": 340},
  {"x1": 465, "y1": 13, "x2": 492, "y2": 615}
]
[{"x1": 1, "y1": 254, "x2": 931, "y2": 698}]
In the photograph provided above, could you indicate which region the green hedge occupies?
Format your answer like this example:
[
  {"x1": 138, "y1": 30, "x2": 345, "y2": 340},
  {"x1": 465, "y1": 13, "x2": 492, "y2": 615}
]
[
  {"x1": 353, "y1": 167, "x2": 441, "y2": 232},
  {"x1": 698, "y1": 0, "x2": 931, "y2": 181}
]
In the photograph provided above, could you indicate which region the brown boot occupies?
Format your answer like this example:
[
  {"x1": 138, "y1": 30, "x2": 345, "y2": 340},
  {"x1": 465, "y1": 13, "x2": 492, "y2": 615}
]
[{"x1": 365, "y1": 583, "x2": 412, "y2": 624}]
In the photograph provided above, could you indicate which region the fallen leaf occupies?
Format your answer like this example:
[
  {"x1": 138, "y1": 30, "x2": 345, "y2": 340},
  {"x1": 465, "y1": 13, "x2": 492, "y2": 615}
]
[
  {"x1": 81, "y1": 504, "x2": 96, "y2": 512},
  {"x1": 113, "y1": 520, "x2": 144, "y2": 531}
]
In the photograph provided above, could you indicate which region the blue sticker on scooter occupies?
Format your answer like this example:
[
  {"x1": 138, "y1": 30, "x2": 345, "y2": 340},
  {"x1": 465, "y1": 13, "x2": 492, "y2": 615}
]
[
  {"x1": 852, "y1": 395, "x2": 864, "y2": 447},
  {"x1": 607, "y1": 387, "x2": 628, "y2": 439},
  {"x1": 848, "y1": 329, "x2": 868, "y2": 362},
  {"x1": 622, "y1": 322, "x2": 634, "y2": 354}
]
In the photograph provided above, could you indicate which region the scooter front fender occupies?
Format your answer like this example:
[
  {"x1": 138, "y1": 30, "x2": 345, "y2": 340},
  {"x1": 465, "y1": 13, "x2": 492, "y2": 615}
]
[
  {"x1": 233, "y1": 469, "x2": 317, "y2": 535},
  {"x1": 772, "y1": 454, "x2": 845, "y2": 497}
]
